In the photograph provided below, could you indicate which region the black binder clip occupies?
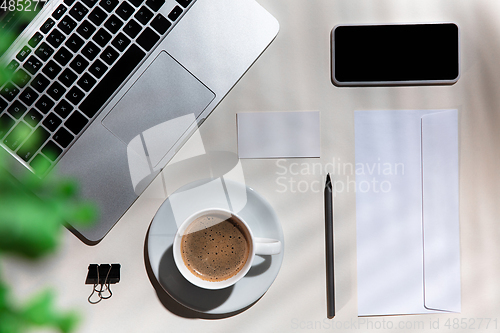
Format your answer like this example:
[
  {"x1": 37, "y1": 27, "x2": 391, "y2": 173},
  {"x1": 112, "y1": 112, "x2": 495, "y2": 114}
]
[{"x1": 86, "y1": 264, "x2": 120, "y2": 304}]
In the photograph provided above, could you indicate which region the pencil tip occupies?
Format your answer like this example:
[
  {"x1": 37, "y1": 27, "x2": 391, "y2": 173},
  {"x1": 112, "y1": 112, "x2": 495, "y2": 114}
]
[{"x1": 326, "y1": 173, "x2": 331, "y2": 187}]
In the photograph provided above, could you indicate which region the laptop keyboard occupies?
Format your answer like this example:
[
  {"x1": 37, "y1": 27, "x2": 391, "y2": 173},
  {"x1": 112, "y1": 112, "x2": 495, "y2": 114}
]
[{"x1": 0, "y1": 0, "x2": 193, "y2": 176}]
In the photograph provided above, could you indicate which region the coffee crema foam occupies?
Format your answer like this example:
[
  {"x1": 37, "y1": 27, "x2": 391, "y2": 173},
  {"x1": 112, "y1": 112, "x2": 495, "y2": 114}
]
[{"x1": 181, "y1": 215, "x2": 250, "y2": 282}]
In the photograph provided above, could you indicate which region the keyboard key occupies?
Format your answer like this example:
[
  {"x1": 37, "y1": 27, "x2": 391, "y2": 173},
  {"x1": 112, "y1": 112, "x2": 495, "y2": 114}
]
[
  {"x1": 35, "y1": 95, "x2": 55, "y2": 114},
  {"x1": 77, "y1": 73, "x2": 97, "y2": 92},
  {"x1": 0, "y1": 113, "x2": 15, "y2": 139},
  {"x1": 24, "y1": 109, "x2": 43, "y2": 127},
  {"x1": 5, "y1": 60, "x2": 20, "y2": 73},
  {"x1": 136, "y1": 27, "x2": 159, "y2": 51},
  {"x1": 42, "y1": 60, "x2": 62, "y2": 79},
  {"x1": 80, "y1": 44, "x2": 145, "y2": 118},
  {"x1": 16, "y1": 46, "x2": 31, "y2": 62},
  {"x1": 1, "y1": 65, "x2": 15, "y2": 80},
  {"x1": 54, "y1": 46, "x2": 73, "y2": 66},
  {"x1": 41, "y1": 140, "x2": 63, "y2": 161},
  {"x1": 111, "y1": 33, "x2": 130, "y2": 52},
  {"x1": 35, "y1": 42, "x2": 54, "y2": 61},
  {"x1": 42, "y1": 112, "x2": 62, "y2": 131},
  {"x1": 0, "y1": 83, "x2": 20, "y2": 101},
  {"x1": 40, "y1": 18, "x2": 55, "y2": 34},
  {"x1": 168, "y1": 5, "x2": 182, "y2": 21},
  {"x1": 100, "y1": 46, "x2": 119, "y2": 65},
  {"x1": 69, "y1": 55, "x2": 89, "y2": 74},
  {"x1": 88, "y1": 59, "x2": 108, "y2": 78},
  {"x1": 146, "y1": 0, "x2": 164, "y2": 11},
  {"x1": 54, "y1": 99, "x2": 74, "y2": 118},
  {"x1": 12, "y1": 69, "x2": 31, "y2": 88},
  {"x1": 65, "y1": 111, "x2": 88, "y2": 134},
  {"x1": 150, "y1": 14, "x2": 170, "y2": 35},
  {"x1": 92, "y1": 28, "x2": 111, "y2": 47},
  {"x1": 65, "y1": 86, "x2": 86, "y2": 105},
  {"x1": 47, "y1": 81, "x2": 67, "y2": 101},
  {"x1": 135, "y1": 6, "x2": 153, "y2": 25},
  {"x1": 70, "y1": 2, "x2": 89, "y2": 21},
  {"x1": 81, "y1": 41, "x2": 101, "y2": 60},
  {"x1": 104, "y1": 14, "x2": 123, "y2": 34},
  {"x1": 31, "y1": 73, "x2": 50, "y2": 93},
  {"x1": 30, "y1": 154, "x2": 52, "y2": 175},
  {"x1": 99, "y1": 0, "x2": 119, "y2": 13},
  {"x1": 23, "y1": 56, "x2": 43, "y2": 75},
  {"x1": 3, "y1": 122, "x2": 31, "y2": 151},
  {"x1": 123, "y1": 19, "x2": 141, "y2": 38},
  {"x1": 18, "y1": 126, "x2": 50, "y2": 161},
  {"x1": 175, "y1": 0, "x2": 191, "y2": 8},
  {"x1": 54, "y1": 127, "x2": 74, "y2": 148},
  {"x1": 52, "y1": 4, "x2": 68, "y2": 20},
  {"x1": 0, "y1": 96, "x2": 8, "y2": 112},
  {"x1": 0, "y1": 97, "x2": 8, "y2": 110},
  {"x1": 129, "y1": 0, "x2": 143, "y2": 7},
  {"x1": 19, "y1": 87, "x2": 40, "y2": 106},
  {"x1": 77, "y1": 20, "x2": 96, "y2": 39},
  {"x1": 64, "y1": 0, "x2": 76, "y2": 6},
  {"x1": 65, "y1": 33, "x2": 85, "y2": 52},
  {"x1": 46, "y1": 28, "x2": 66, "y2": 48},
  {"x1": 82, "y1": 0, "x2": 98, "y2": 8},
  {"x1": 58, "y1": 15, "x2": 78, "y2": 34},
  {"x1": 7, "y1": 100, "x2": 27, "y2": 119},
  {"x1": 28, "y1": 32, "x2": 43, "y2": 48},
  {"x1": 88, "y1": 7, "x2": 107, "y2": 26},
  {"x1": 116, "y1": 1, "x2": 134, "y2": 20}
]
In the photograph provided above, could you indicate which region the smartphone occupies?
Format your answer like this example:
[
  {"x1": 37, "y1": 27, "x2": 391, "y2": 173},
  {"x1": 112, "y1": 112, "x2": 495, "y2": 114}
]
[{"x1": 331, "y1": 23, "x2": 460, "y2": 86}]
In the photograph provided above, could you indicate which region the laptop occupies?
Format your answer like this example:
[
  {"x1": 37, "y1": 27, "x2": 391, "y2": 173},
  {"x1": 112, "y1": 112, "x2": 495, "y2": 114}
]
[{"x1": 0, "y1": 0, "x2": 279, "y2": 244}]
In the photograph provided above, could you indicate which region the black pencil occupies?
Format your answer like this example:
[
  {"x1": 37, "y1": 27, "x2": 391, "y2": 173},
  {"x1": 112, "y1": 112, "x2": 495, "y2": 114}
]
[{"x1": 324, "y1": 173, "x2": 335, "y2": 318}]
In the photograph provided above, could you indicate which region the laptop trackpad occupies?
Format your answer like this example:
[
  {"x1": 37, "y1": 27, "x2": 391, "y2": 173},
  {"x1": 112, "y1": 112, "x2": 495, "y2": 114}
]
[{"x1": 102, "y1": 51, "x2": 215, "y2": 166}]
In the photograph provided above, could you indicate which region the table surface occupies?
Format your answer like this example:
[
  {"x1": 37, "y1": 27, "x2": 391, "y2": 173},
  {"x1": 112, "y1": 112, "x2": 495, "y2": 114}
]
[{"x1": 3, "y1": 0, "x2": 500, "y2": 332}]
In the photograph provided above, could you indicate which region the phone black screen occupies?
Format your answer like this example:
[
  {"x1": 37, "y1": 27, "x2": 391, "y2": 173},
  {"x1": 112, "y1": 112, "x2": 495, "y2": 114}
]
[{"x1": 332, "y1": 23, "x2": 459, "y2": 85}]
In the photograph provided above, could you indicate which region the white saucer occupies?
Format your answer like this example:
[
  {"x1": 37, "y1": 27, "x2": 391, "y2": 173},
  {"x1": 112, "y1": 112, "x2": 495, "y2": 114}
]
[{"x1": 147, "y1": 178, "x2": 284, "y2": 314}]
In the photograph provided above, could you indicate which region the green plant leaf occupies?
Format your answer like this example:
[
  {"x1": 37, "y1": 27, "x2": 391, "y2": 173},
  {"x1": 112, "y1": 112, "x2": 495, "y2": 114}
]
[
  {"x1": 0, "y1": 312, "x2": 23, "y2": 333},
  {"x1": 0, "y1": 197, "x2": 62, "y2": 258},
  {"x1": 54, "y1": 311, "x2": 80, "y2": 333},
  {"x1": 1, "y1": 14, "x2": 91, "y2": 332},
  {"x1": 21, "y1": 290, "x2": 80, "y2": 333},
  {"x1": 21, "y1": 290, "x2": 57, "y2": 325},
  {"x1": 0, "y1": 150, "x2": 97, "y2": 258}
]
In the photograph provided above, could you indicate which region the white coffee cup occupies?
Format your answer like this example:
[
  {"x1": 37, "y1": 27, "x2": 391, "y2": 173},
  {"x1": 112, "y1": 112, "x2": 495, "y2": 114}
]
[{"x1": 173, "y1": 208, "x2": 282, "y2": 289}]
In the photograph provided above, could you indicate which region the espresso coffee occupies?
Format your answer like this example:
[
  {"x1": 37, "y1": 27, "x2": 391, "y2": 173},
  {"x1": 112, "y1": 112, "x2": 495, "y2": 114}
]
[{"x1": 181, "y1": 214, "x2": 250, "y2": 282}]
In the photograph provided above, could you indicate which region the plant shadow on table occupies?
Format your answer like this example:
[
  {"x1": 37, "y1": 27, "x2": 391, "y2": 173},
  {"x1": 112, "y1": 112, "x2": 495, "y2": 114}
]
[{"x1": 144, "y1": 232, "x2": 272, "y2": 319}]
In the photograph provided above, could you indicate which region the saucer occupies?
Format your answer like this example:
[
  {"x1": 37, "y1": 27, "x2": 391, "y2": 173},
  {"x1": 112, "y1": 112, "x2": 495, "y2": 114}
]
[{"x1": 147, "y1": 178, "x2": 284, "y2": 314}]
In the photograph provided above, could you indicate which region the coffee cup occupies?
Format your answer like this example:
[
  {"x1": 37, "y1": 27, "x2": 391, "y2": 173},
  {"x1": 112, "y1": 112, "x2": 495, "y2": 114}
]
[{"x1": 173, "y1": 208, "x2": 282, "y2": 289}]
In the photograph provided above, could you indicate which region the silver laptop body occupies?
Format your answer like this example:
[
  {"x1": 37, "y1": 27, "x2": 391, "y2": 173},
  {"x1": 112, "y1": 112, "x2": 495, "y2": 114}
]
[{"x1": 0, "y1": 0, "x2": 279, "y2": 244}]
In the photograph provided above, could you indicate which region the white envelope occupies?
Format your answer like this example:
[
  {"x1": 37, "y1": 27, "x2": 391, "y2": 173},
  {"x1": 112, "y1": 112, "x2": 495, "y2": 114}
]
[{"x1": 355, "y1": 110, "x2": 461, "y2": 316}]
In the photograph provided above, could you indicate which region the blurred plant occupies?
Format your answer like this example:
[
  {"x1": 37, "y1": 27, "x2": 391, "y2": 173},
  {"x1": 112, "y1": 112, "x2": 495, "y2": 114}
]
[
  {"x1": 0, "y1": 4, "x2": 97, "y2": 332},
  {"x1": 0, "y1": 150, "x2": 98, "y2": 333}
]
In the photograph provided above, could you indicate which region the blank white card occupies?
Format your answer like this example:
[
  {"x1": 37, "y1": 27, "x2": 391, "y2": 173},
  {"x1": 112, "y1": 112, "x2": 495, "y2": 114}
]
[{"x1": 237, "y1": 111, "x2": 321, "y2": 159}]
